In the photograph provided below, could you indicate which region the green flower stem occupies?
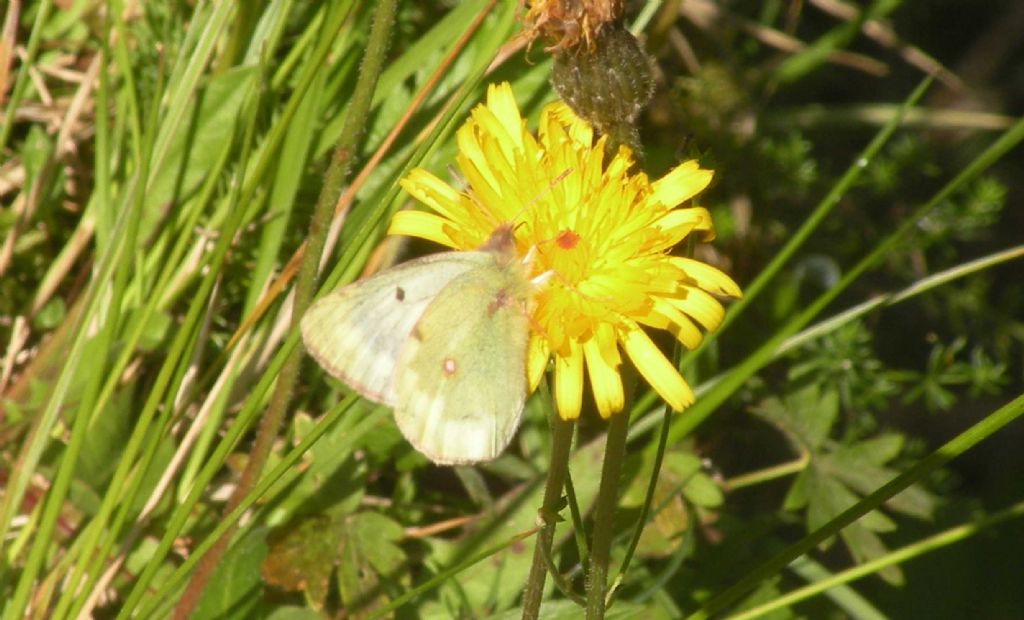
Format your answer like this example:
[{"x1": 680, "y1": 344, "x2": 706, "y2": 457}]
[
  {"x1": 170, "y1": 2, "x2": 397, "y2": 617},
  {"x1": 563, "y1": 468, "x2": 591, "y2": 572},
  {"x1": 606, "y1": 405, "x2": 672, "y2": 607},
  {"x1": 726, "y1": 452, "x2": 810, "y2": 490},
  {"x1": 585, "y1": 410, "x2": 630, "y2": 619},
  {"x1": 538, "y1": 517, "x2": 587, "y2": 606},
  {"x1": 522, "y1": 412, "x2": 576, "y2": 619}
]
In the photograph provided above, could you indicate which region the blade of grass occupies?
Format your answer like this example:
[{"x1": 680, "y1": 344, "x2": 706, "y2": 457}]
[
  {"x1": 51, "y1": 114, "x2": 245, "y2": 620},
  {"x1": 226, "y1": 0, "x2": 515, "y2": 355},
  {"x1": 110, "y1": 73, "x2": 266, "y2": 619},
  {"x1": 367, "y1": 527, "x2": 544, "y2": 620},
  {"x1": 774, "y1": 243, "x2": 1024, "y2": 356},
  {"x1": 771, "y1": 0, "x2": 900, "y2": 85},
  {"x1": 144, "y1": 2, "x2": 235, "y2": 191},
  {"x1": 122, "y1": 4, "x2": 521, "y2": 613},
  {"x1": 727, "y1": 499, "x2": 1024, "y2": 620},
  {"x1": 665, "y1": 97, "x2": 1024, "y2": 448},
  {"x1": 634, "y1": 78, "x2": 936, "y2": 426},
  {"x1": 2, "y1": 19, "x2": 159, "y2": 620},
  {"x1": 170, "y1": 1, "x2": 399, "y2": 615},
  {"x1": 631, "y1": 242, "x2": 1024, "y2": 441},
  {"x1": 0, "y1": 18, "x2": 153, "y2": 605},
  {"x1": 628, "y1": 76, "x2": 932, "y2": 439},
  {"x1": 779, "y1": 556, "x2": 886, "y2": 620},
  {"x1": 135, "y1": 400, "x2": 387, "y2": 619},
  {"x1": 688, "y1": 392, "x2": 1024, "y2": 619},
  {"x1": 0, "y1": 0, "x2": 52, "y2": 153}
]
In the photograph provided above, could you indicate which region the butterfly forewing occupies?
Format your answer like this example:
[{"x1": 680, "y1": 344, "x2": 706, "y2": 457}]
[
  {"x1": 300, "y1": 252, "x2": 491, "y2": 405},
  {"x1": 393, "y1": 257, "x2": 531, "y2": 464}
]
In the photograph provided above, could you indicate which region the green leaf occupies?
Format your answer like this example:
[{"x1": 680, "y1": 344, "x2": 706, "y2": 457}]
[
  {"x1": 267, "y1": 413, "x2": 368, "y2": 524},
  {"x1": 32, "y1": 297, "x2": 66, "y2": 330},
  {"x1": 77, "y1": 383, "x2": 134, "y2": 488},
  {"x1": 262, "y1": 516, "x2": 341, "y2": 610},
  {"x1": 337, "y1": 511, "x2": 407, "y2": 618},
  {"x1": 193, "y1": 527, "x2": 269, "y2": 620},
  {"x1": 762, "y1": 386, "x2": 939, "y2": 588},
  {"x1": 753, "y1": 383, "x2": 839, "y2": 450},
  {"x1": 683, "y1": 472, "x2": 724, "y2": 509},
  {"x1": 756, "y1": 378, "x2": 937, "y2": 581},
  {"x1": 782, "y1": 468, "x2": 809, "y2": 512},
  {"x1": 261, "y1": 510, "x2": 406, "y2": 616},
  {"x1": 137, "y1": 310, "x2": 172, "y2": 352},
  {"x1": 143, "y1": 65, "x2": 258, "y2": 230},
  {"x1": 349, "y1": 511, "x2": 405, "y2": 577},
  {"x1": 455, "y1": 465, "x2": 494, "y2": 509},
  {"x1": 803, "y1": 466, "x2": 903, "y2": 584},
  {"x1": 813, "y1": 463, "x2": 899, "y2": 530},
  {"x1": 821, "y1": 438, "x2": 937, "y2": 520},
  {"x1": 838, "y1": 433, "x2": 904, "y2": 466}
]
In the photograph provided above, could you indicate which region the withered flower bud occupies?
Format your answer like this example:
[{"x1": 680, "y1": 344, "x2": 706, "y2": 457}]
[
  {"x1": 550, "y1": 24, "x2": 654, "y2": 155},
  {"x1": 521, "y1": 2, "x2": 654, "y2": 157}
]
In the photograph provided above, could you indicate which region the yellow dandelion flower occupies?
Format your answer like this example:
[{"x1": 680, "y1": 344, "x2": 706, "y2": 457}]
[{"x1": 391, "y1": 83, "x2": 741, "y2": 420}]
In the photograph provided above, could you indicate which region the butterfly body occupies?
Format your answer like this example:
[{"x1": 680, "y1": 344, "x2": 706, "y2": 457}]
[{"x1": 301, "y1": 227, "x2": 531, "y2": 464}]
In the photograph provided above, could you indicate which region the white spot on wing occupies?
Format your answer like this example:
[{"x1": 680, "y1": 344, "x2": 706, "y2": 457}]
[{"x1": 442, "y1": 358, "x2": 457, "y2": 377}]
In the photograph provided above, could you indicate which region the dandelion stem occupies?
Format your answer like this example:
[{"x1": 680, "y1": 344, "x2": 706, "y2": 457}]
[
  {"x1": 522, "y1": 412, "x2": 576, "y2": 619},
  {"x1": 585, "y1": 410, "x2": 630, "y2": 619}
]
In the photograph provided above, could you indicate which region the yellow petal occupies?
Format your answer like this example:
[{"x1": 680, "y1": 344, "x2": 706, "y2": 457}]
[
  {"x1": 583, "y1": 325, "x2": 624, "y2": 418},
  {"x1": 656, "y1": 207, "x2": 713, "y2": 240},
  {"x1": 671, "y1": 257, "x2": 743, "y2": 297},
  {"x1": 544, "y1": 101, "x2": 593, "y2": 146},
  {"x1": 650, "y1": 162, "x2": 712, "y2": 208},
  {"x1": 647, "y1": 299, "x2": 704, "y2": 349},
  {"x1": 486, "y1": 83, "x2": 525, "y2": 147},
  {"x1": 621, "y1": 327, "x2": 694, "y2": 411},
  {"x1": 457, "y1": 125, "x2": 505, "y2": 206},
  {"x1": 399, "y1": 169, "x2": 466, "y2": 222},
  {"x1": 554, "y1": 341, "x2": 584, "y2": 420},
  {"x1": 527, "y1": 336, "x2": 550, "y2": 392},
  {"x1": 388, "y1": 210, "x2": 457, "y2": 248},
  {"x1": 671, "y1": 287, "x2": 726, "y2": 332}
]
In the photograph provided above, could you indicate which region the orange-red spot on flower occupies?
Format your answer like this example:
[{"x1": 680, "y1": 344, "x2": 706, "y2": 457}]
[{"x1": 556, "y1": 230, "x2": 580, "y2": 250}]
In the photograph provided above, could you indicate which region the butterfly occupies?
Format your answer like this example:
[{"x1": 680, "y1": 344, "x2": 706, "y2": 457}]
[{"x1": 300, "y1": 225, "x2": 532, "y2": 465}]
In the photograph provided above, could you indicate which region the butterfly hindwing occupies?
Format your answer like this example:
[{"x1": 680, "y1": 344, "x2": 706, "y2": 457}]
[
  {"x1": 392, "y1": 256, "x2": 531, "y2": 464},
  {"x1": 300, "y1": 252, "x2": 491, "y2": 405}
]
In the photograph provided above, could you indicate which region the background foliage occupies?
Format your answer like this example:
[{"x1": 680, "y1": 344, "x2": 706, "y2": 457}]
[{"x1": 1, "y1": 1, "x2": 1023, "y2": 618}]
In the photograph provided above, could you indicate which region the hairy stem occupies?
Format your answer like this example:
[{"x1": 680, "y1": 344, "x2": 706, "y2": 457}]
[
  {"x1": 585, "y1": 410, "x2": 630, "y2": 619},
  {"x1": 522, "y1": 413, "x2": 576, "y2": 619}
]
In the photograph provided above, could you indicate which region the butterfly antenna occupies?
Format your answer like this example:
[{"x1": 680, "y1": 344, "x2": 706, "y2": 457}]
[{"x1": 509, "y1": 166, "x2": 575, "y2": 227}]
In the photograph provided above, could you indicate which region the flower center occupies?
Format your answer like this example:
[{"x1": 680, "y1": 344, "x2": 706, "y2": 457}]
[{"x1": 555, "y1": 229, "x2": 580, "y2": 249}]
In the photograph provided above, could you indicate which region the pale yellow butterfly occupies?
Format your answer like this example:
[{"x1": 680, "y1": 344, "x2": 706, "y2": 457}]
[{"x1": 300, "y1": 225, "x2": 532, "y2": 465}]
